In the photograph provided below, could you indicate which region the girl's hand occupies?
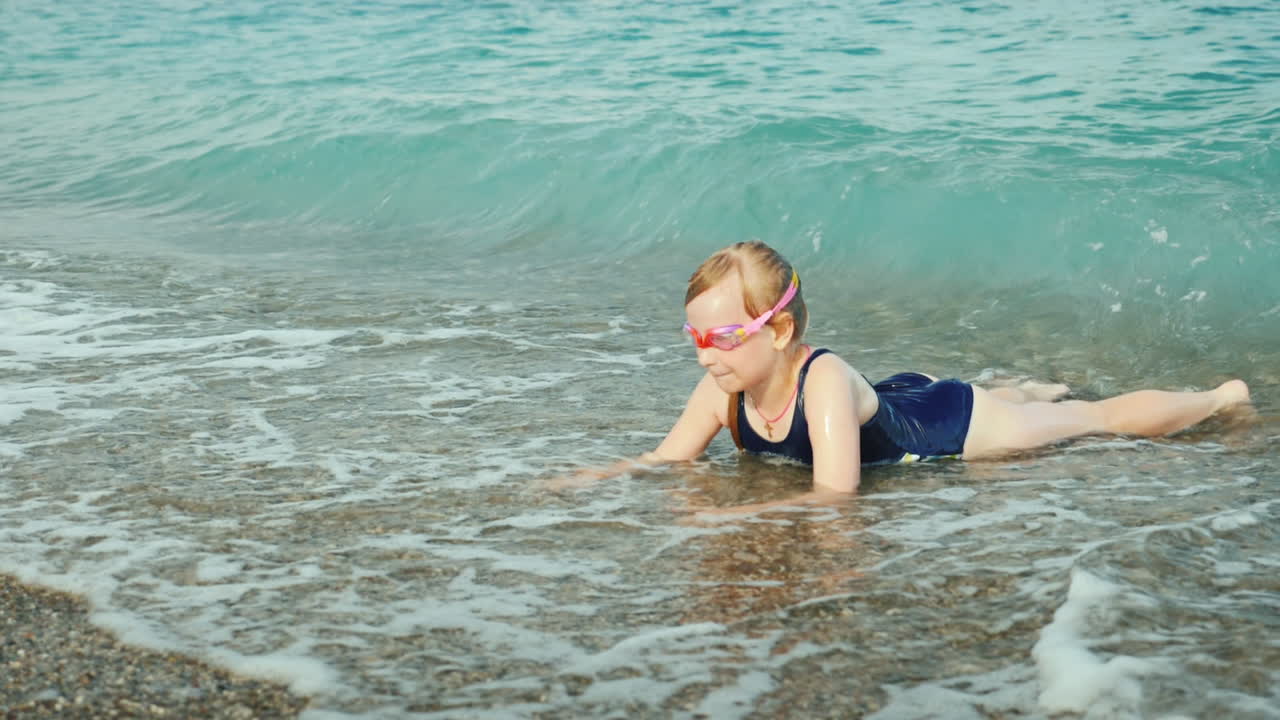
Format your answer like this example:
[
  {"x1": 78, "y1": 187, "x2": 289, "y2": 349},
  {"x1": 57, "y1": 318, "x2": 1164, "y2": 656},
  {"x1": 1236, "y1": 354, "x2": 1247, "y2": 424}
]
[
  {"x1": 544, "y1": 468, "x2": 610, "y2": 492},
  {"x1": 543, "y1": 453, "x2": 668, "y2": 492}
]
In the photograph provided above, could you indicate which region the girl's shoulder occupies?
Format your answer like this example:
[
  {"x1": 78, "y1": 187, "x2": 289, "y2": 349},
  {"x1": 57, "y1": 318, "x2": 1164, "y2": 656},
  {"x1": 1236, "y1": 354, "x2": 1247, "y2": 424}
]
[
  {"x1": 805, "y1": 349, "x2": 879, "y2": 406},
  {"x1": 807, "y1": 348, "x2": 857, "y2": 381}
]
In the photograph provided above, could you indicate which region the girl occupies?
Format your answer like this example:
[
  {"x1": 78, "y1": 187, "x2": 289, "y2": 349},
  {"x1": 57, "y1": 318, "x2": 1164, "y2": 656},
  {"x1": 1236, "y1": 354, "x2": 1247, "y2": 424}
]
[{"x1": 585, "y1": 242, "x2": 1251, "y2": 496}]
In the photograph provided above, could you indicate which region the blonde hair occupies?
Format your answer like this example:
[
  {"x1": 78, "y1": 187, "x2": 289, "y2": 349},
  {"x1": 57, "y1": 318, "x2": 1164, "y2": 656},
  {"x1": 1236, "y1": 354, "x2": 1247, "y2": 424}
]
[{"x1": 685, "y1": 241, "x2": 808, "y2": 346}]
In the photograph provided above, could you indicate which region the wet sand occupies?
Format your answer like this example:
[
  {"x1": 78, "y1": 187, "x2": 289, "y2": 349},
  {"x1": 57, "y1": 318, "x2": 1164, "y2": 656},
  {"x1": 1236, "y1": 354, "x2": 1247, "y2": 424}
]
[{"x1": 0, "y1": 574, "x2": 307, "y2": 719}]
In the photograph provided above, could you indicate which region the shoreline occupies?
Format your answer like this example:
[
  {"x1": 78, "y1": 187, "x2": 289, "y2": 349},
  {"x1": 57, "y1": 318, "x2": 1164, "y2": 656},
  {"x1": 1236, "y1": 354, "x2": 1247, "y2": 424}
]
[{"x1": 0, "y1": 574, "x2": 307, "y2": 719}]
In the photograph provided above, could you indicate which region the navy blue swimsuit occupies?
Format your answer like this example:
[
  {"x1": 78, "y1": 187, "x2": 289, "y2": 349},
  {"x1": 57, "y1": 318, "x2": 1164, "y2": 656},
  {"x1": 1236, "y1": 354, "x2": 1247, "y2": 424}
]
[{"x1": 734, "y1": 348, "x2": 974, "y2": 465}]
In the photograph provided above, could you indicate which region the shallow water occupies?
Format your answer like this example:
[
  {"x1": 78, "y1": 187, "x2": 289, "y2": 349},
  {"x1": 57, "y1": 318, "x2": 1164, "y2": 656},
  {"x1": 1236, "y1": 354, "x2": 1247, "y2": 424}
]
[
  {"x1": 3, "y1": 0, "x2": 1279, "y2": 717},
  {"x1": 1, "y1": 247, "x2": 1275, "y2": 718}
]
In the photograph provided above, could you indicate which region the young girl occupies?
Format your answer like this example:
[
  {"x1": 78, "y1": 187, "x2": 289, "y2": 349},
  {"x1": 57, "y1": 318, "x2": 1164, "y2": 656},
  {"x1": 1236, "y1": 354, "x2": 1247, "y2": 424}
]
[{"x1": 612, "y1": 241, "x2": 1251, "y2": 496}]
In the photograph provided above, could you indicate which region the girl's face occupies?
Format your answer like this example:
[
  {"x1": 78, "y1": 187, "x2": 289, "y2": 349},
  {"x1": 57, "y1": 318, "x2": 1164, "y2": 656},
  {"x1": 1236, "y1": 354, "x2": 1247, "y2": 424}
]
[{"x1": 684, "y1": 273, "x2": 787, "y2": 393}]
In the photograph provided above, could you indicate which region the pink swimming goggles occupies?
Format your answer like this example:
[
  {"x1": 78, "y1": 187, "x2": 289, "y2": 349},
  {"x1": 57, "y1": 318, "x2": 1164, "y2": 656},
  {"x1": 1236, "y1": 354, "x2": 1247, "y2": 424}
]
[{"x1": 683, "y1": 271, "x2": 799, "y2": 351}]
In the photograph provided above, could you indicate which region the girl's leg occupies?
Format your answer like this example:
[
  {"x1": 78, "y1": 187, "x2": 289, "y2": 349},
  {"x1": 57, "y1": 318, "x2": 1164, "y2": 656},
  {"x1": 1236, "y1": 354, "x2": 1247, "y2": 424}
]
[
  {"x1": 987, "y1": 380, "x2": 1070, "y2": 404},
  {"x1": 1094, "y1": 382, "x2": 1250, "y2": 436},
  {"x1": 963, "y1": 380, "x2": 1250, "y2": 458}
]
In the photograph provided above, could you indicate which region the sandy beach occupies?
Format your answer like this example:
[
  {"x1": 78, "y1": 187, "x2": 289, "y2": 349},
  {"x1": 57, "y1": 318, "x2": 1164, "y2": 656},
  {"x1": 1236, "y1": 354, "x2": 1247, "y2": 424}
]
[{"x1": 0, "y1": 574, "x2": 307, "y2": 719}]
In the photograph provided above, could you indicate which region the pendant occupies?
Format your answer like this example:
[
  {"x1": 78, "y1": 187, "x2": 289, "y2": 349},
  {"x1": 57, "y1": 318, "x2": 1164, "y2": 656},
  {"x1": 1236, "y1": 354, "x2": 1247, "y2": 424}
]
[{"x1": 763, "y1": 421, "x2": 774, "y2": 435}]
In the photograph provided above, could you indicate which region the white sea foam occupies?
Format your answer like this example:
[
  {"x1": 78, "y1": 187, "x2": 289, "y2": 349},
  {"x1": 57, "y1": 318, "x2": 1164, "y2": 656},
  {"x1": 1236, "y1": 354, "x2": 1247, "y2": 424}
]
[
  {"x1": 91, "y1": 609, "x2": 191, "y2": 654},
  {"x1": 1209, "y1": 510, "x2": 1259, "y2": 532},
  {"x1": 559, "y1": 623, "x2": 802, "y2": 713},
  {"x1": 209, "y1": 650, "x2": 342, "y2": 695},
  {"x1": 874, "y1": 684, "x2": 993, "y2": 720},
  {"x1": 200, "y1": 355, "x2": 325, "y2": 370},
  {"x1": 869, "y1": 496, "x2": 1114, "y2": 543},
  {"x1": 1033, "y1": 568, "x2": 1168, "y2": 717},
  {"x1": 195, "y1": 555, "x2": 246, "y2": 583},
  {"x1": 690, "y1": 670, "x2": 774, "y2": 719},
  {"x1": 0, "y1": 385, "x2": 70, "y2": 425},
  {"x1": 870, "y1": 665, "x2": 1037, "y2": 720}
]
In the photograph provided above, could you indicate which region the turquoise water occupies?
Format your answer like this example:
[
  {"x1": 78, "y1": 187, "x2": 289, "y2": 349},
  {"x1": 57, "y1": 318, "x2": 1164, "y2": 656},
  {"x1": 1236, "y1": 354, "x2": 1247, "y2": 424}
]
[{"x1": 2, "y1": 1, "x2": 1278, "y2": 718}]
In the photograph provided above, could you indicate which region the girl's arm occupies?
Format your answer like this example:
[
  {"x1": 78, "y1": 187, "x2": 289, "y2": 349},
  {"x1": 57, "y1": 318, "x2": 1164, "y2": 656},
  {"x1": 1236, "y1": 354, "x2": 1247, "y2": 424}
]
[
  {"x1": 802, "y1": 354, "x2": 863, "y2": 493},
  {"x1": 548, "y1": 372, "x2": 725, "y2": 489},
  {"x1": 651, "y1": 371, "x2": 728, "y2": 462}
]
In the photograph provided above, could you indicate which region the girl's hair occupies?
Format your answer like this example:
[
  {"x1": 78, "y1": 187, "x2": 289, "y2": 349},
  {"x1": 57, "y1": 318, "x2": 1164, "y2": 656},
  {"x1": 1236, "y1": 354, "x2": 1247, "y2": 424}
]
[{"x1": 685, "y1": 241, "x2": 808, "y2": 345}]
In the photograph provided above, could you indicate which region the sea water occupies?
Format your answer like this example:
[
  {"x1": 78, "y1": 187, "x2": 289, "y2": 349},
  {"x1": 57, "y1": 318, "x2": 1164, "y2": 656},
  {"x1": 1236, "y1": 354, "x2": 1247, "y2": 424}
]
[{"x1": 1, "y1": 0, "x2": 1278, "y2": 717}]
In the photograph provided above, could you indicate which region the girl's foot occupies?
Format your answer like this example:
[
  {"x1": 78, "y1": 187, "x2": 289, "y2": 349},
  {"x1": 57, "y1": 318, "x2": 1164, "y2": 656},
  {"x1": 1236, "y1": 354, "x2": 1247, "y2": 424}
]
[{"x1": 1214, "y1": 379, "x2": 1251, "y2": 411}]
